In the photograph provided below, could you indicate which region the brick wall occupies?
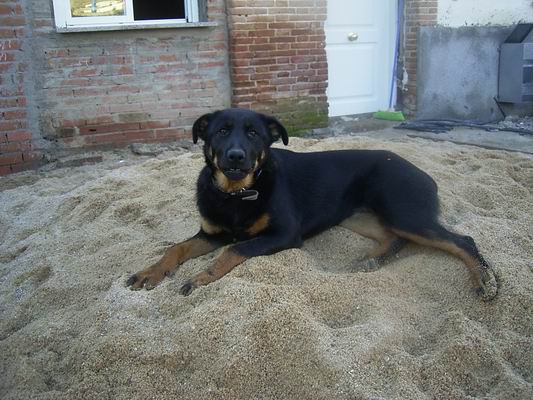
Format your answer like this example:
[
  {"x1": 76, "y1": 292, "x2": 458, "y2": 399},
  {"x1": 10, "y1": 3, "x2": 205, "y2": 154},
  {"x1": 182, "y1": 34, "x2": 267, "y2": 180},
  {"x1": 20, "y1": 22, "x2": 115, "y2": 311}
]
[
  {"x1": 1, "y1": 1, "x2": 440, "y2": 176},
  {"x1": 226, "y1": 0, "x2": 328, "y2": 134},
  {"x1": 0, "y1": 0, "x2": 231, "y2": 176},
  {"x1": 400, "y1": 0, "x2": 438, "y2": 115},
  {"x1": 0, "y1": 0, "x2": 34, "y2": 175}
]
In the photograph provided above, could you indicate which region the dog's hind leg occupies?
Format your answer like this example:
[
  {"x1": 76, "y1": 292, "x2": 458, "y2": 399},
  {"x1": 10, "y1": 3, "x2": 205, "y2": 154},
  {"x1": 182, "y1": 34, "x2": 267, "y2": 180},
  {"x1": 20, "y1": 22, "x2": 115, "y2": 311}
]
[
  {"x1": 356, "y1": 236, "x2": 408, "y2": 271},
  {"x1": 390, "y1": 224, "x2": 498, "y2": 301},
  {"x1": 340, "y1": 212, "x2": 406, "y2": 271}
]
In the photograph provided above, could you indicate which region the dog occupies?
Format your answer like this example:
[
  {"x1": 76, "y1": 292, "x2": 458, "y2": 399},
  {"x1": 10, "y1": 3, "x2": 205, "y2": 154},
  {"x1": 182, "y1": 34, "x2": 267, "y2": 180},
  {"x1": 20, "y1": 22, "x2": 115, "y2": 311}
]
[{"x1": 126, "y1": 108, "x2": 498, "y2": 300}]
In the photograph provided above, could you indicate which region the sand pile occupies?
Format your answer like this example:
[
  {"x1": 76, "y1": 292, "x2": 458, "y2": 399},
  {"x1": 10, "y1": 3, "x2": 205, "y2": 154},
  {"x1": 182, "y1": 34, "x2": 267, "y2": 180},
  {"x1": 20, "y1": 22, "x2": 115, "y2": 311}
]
[{"x1": 0, "y1": 136, "x2": 532, "y2": 399}]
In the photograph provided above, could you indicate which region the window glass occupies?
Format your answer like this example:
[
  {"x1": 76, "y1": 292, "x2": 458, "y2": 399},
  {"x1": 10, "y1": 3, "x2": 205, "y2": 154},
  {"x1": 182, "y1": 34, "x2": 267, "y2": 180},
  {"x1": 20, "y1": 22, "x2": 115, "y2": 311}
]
[
  {"x1": 70, "y1": 0, "x2": 127, "y2": 18},
  {"x1": 133, "y1": 0, "x2": 185, "y2": 20}
]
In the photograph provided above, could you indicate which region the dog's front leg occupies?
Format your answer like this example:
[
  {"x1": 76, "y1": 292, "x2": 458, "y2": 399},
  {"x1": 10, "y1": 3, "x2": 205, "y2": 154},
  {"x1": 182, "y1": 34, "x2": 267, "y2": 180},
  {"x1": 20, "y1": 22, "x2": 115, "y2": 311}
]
[
  {"x1": 127, "y1": 231, "x2": 228, "y2": 290},
  {"x1": 179, "y1": 233, "x2": 300, "y2": 296}
]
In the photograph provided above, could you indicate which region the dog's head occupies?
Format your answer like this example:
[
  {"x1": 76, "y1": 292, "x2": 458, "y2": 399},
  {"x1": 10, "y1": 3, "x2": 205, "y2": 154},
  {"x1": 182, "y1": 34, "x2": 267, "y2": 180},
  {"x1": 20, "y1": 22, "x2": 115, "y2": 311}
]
[{"x1": 192, "y1": 108, "x2": 288, "y2": 182}]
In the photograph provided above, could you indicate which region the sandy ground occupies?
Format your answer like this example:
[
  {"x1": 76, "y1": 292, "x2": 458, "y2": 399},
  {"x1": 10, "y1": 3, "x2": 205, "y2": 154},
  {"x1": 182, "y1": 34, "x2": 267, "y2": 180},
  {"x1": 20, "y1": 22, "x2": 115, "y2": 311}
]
[{"x1": 1, "y1": 135, "x2": 532, "y2": 400}]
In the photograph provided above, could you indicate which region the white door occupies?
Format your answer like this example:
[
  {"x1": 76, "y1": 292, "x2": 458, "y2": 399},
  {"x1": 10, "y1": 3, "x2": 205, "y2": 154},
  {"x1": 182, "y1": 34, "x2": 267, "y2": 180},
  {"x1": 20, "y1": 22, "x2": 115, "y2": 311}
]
[{"x1": 325, "y1": 0, "x2": 397, "y2": 116}]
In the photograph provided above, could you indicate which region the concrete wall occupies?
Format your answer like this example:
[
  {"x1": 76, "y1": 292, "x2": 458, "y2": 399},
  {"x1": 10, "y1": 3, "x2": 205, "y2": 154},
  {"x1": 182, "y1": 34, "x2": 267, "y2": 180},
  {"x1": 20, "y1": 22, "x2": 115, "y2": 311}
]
[
  {"x1": 417, "y1": 26, "x2": 514, "y2": 121},
  {"x1": 417, "y1": 1, "x2": 533, "y2": 120},
  {"x1": 438, "y1": 0, "x2": 533, "y2": 27}
]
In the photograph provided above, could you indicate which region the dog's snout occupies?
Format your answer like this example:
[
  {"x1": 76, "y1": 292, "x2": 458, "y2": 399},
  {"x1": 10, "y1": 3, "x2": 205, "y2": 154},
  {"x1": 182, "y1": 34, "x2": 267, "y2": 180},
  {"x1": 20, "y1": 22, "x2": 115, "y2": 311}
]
[{"x1": 227, "y1": 148, "x2": 245, "y2": 163}]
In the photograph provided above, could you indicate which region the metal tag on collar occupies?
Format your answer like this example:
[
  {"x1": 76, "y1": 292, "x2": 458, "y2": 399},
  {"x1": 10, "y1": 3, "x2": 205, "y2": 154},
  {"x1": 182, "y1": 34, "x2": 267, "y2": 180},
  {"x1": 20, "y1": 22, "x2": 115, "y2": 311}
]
[{"x1": 240, "y1": 189, "x2": 259, "y2": 201}]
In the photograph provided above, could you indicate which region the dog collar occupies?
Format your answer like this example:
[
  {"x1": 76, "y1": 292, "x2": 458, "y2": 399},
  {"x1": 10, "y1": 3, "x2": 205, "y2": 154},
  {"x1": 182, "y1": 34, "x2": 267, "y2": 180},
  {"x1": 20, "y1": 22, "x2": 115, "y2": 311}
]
[
  {"x1": 227, "y1": 188, "x2": 259, "y2": 201},
  {"x1": 212, "y1": 169, "x2": 262, "y2": 201}
]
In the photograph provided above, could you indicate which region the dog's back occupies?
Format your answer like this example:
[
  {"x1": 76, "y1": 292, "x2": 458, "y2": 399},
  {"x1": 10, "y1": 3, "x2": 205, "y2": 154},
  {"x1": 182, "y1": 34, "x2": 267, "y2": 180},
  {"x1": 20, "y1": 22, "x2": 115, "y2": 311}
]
[{"x1": 271, "y1": 148, "x2": 439, "y2": 238}]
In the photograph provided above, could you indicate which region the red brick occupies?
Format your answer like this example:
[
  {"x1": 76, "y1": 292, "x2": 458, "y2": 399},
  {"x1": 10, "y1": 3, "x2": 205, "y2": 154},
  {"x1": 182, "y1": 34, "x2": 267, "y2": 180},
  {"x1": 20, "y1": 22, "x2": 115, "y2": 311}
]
[
  {"x1": 198, "y1": 61, "x2": 225, "y2": 69},
  {"x1": 22, "y1": 151, "x2": 42, "y2": 162},
  {"x1": 0, "y1": 120, "x2": 18, "y2": 131},
  {"x1": 79, "y1": 123, "x2": 141, "y2": 135},
  {"x1": 57, "y1": 119, "x2": 81, "y2": 128},
  {"x1": 84, "y1": 116, "x2": 114, "y2": 125},
  {"x1": 0, "y1": 28, "x2": 16, "y2": 38},
  {"x1": 122, "y1": 130, "x2": 155, "y2": 141},
  {"x1": 0, "y1": 152, "x2": 22, "y2": 166},
  {"x1": 58, "y1": 79, "x2": 90, "y2": 87},
  {"x1": 2, "y1": 109, "x2": 26, "y2": 119},
  {"x1": 0, "y1": 165, "x2": 11, "y2": 175},
  {"x1": 0, "y1": 141, "x2": 31, "y2": 152},
  {"x1": 0, "y1": 5, "x2": 13, "y2": 15},
  {"x1": 0, "y1": 16, "x2": 25, "y2": 26},
  {"x1": 0, "y1": 52, "x2": 17, "y2": 62},
  {"x1": 114, "y1": 66, "x2": 134, "y2": 75},
  {"x1": 155, "y1": 128, "x2": 186, "y2": 140},
  {"x1": 400, "y1": 0, "x2": 438, "y2": 115},
  {"x1": 86, "y1": 130, "x2": 154, "y2": 145},
  {"x1": 10, "y1": 160, "x2": 42, "y2": 173},
  {"x1": 6, "y1": 131, "x2": 31, "y2": 142},
  {"x1": 68, "y1": 68, "x2": 100, "y2": 78},
  {"x1": 140, "y1": 121, "x2": 170, "y2": 129}
]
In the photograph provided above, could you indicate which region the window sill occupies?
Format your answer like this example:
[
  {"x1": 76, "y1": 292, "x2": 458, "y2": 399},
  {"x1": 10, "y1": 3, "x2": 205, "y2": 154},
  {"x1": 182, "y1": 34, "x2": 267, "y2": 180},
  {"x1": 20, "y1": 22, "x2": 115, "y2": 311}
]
[{"x1": 55, "y1": 21, "x2": 218, "y2": 33}]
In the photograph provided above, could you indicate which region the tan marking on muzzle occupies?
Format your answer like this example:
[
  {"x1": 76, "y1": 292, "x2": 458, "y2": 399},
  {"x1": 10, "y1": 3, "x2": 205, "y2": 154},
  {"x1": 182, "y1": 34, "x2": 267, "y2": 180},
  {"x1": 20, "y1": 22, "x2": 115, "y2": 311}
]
[
  {"x1": 214, "y1": 170, "x2": 255, "y2": 193},
  {"x1": 212, "y1": 149, "x2": 263, "y2": 193}
]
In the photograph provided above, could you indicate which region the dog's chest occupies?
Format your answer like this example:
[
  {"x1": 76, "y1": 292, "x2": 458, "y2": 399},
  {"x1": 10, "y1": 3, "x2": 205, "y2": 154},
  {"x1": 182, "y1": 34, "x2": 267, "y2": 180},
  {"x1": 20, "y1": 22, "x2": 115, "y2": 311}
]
[
  {"x1": 199, "y1": 195, "x2": 269, "y2": 239},
  {"x1": 196, "y1": 167, "x2": 274, "y2": 239}
]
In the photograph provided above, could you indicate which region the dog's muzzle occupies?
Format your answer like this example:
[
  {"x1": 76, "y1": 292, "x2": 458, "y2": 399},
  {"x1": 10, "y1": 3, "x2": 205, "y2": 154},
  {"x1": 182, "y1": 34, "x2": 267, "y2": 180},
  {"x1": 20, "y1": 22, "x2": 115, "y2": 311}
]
[{"x1": 219, "y1": 148, "x2": 254, "y2": 180}]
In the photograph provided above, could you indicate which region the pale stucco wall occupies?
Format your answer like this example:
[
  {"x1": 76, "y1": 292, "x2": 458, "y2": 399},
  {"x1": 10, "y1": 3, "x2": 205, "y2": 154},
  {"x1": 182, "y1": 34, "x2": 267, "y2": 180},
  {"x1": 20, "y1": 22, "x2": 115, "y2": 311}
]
[{"x1": 438, "y1": 0, "x2": 533, "y2": 27}]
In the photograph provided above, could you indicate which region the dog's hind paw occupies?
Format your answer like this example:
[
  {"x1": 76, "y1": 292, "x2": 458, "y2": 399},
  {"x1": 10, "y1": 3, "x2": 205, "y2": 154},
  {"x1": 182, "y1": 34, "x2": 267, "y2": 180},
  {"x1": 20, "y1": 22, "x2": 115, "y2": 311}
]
[
  {"x1": 349, "y1": 258, "x2": 380, "y2": 273},
  {"x1": 179, "y1": 281, "x2": 196, "y2": 296},
  {"x1": 476, "y1": 265, "x2": 499, "y2": 301}
]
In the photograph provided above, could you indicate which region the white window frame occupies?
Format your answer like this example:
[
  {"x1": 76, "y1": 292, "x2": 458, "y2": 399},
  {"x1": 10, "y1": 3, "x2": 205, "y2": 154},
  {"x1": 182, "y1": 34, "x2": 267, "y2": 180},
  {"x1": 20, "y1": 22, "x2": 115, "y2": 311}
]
[{"x1": 52, "y1": 0, "x2": 200, "y2": 32}]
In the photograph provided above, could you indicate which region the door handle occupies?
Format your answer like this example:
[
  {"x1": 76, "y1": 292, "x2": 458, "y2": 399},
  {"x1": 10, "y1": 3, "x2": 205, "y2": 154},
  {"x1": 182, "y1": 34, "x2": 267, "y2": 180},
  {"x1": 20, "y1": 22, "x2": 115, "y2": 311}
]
[{"x1": 348, "y1": 32, "x2": 359, "y2": 41}]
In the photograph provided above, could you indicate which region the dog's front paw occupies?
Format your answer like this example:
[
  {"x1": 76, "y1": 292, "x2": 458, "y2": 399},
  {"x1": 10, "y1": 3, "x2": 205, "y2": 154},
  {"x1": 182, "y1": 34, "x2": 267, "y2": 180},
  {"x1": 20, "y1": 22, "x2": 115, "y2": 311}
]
[
  {"x1": 127, "y1": 264, "x2": 167, "y2": 290},
  {"x1": 179, "y1": 281, "x2": 197, "y2": 296},
  {"x1": 476, "y1": 265, "x2": 499, "y2": 301}
]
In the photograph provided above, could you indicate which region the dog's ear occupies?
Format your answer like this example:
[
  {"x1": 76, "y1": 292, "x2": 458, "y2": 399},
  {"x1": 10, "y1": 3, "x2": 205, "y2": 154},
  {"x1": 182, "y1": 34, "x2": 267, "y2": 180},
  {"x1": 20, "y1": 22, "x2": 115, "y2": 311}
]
[
  {"x1": 263, "y1": 115, "x2": 289, "y2": 145},
  {"x1": 192, "y1": 113, "x2": 212, "y2": 144}
]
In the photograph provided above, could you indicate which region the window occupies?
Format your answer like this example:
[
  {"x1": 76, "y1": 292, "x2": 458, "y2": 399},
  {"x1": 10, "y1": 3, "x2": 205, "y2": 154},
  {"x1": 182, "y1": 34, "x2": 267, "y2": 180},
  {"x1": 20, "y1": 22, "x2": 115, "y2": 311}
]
[{"x1": 52, "y1": 0, "x2": 203, "y2": 32}]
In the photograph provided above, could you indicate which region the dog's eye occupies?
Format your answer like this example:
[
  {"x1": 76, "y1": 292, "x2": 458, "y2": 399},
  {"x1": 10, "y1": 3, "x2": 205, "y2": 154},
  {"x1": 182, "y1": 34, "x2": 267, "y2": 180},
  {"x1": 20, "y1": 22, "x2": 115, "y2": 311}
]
[
  {"x1": 217, "y1": 128, "x2": 229, "y2": 136},
  {"x1": 247, "y1": 130, "x2": 257, "y2": 138}
]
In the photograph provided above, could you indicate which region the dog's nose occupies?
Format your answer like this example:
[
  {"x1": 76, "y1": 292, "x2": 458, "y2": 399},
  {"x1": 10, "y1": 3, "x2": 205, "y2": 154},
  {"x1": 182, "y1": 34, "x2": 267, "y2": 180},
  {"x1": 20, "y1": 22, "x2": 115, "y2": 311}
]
[{"x1": 227, "y1": 148, "x2": 245, "y2": 163}]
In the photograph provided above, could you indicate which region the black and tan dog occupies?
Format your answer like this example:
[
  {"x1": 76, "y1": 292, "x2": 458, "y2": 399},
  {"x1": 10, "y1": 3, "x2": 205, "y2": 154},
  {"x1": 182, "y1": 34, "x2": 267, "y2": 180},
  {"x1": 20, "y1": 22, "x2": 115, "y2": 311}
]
[{"x1": 127, "y1": 108, "x2": 498, "y2": 300}]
